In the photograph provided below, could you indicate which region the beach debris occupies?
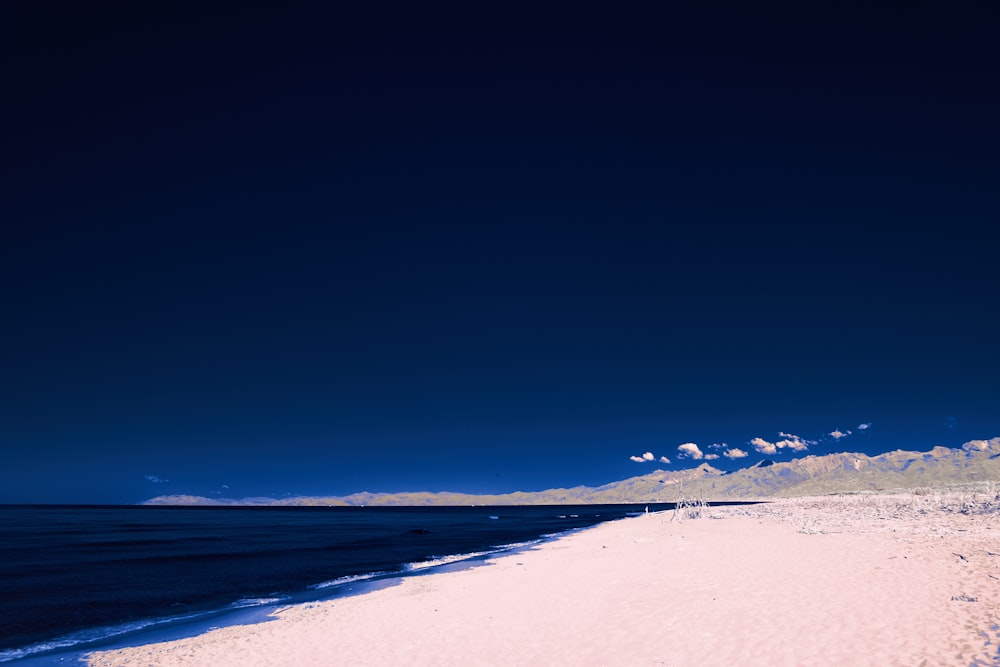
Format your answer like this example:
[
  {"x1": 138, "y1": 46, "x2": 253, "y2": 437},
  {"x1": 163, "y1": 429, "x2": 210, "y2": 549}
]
[{"x1": 951, "y1": 594, "x2": 979, "y2": 602}]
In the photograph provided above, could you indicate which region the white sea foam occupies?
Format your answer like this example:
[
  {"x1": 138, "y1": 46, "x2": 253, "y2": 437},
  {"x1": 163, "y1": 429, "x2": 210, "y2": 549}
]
[
  {"x1": 403, "y1": 550, "x2": 493, "y2": 572},
  {"x1": 307, "y1": 537, "x2": 552, "y2": 593},
  {"x1": 229, "y1": 596, "x2": 290, "y2": 609},
  {"x1": 312, "y1": 551, "x2": 503, "y2": 590},
  {"x1": 309, "y1": 571, "x2": 391, "y2": 590},
  {"x1": 0, "y1": 610, "x2": 209, "y2": 662},
  {"x1": 495, "y1": 539, "x2": 543, "y2": 552},
  {"x1": 403, "y1": 539, "x2": 546, "y2": 574},
  {"x1": 0, "y1": 596, "x2": 294, "y2": 662}
]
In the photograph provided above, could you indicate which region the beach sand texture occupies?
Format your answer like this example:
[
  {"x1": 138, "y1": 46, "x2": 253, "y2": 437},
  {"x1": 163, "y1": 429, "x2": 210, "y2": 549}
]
[{"x1": 87, "y1": 493, "x2": 1000, "y2": 666}]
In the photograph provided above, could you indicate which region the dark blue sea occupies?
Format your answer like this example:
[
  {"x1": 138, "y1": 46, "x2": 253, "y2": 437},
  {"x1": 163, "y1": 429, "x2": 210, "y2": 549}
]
[{"x1": 0, "y1": 503, "x2": 675, "y2": 663}]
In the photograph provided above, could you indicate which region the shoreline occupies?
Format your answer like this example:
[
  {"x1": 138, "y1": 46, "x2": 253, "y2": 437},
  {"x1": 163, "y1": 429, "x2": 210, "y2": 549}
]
[
  {"x1": 6, "y1": 509, "x2": 653, "y2": 666},
  {"x1": 84, "y1": 492, "x2": 1000, "y2": 666},
  {"x1": 6, "y1": 542, "x2": 555, "y2": 667}
]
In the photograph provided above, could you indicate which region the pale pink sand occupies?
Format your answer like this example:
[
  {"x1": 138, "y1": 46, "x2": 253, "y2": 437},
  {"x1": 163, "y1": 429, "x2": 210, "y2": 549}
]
[{"x1": 87, "y1": 495, "x2": 1000, "y2": 666}]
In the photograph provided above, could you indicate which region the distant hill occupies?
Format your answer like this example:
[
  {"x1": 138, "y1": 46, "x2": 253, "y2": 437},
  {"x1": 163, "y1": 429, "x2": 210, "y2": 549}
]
[{"x1": 144, "y1": 438, "x2": 1000, "y2": 506}]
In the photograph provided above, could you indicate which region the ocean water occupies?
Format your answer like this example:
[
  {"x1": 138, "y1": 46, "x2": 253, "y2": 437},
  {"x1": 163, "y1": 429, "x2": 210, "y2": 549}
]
[{"x1": 0, "y1": 503, "x2": 675, "y2": 663}]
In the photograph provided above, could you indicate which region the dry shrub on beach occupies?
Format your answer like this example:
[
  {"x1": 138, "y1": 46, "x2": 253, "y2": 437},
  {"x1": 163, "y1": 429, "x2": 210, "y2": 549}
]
[{"x1": 671, "y1": 495, "x2": 707, "y2": 522}]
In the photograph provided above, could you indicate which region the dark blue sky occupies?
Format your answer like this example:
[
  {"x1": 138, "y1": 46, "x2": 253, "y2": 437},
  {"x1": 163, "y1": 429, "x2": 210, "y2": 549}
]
[{"x1": 3, "y1": 3, "x2": 997, "y2": 503}]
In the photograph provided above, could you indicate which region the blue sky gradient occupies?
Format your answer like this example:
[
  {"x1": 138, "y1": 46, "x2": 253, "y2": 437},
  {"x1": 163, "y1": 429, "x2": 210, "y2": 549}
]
[{"x1": 2, "y1": 3, "x2": 997, "y2": 503}]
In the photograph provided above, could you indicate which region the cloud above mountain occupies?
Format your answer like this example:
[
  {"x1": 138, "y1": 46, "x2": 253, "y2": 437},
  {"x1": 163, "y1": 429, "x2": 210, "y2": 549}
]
[
  {"x1": 677, "y1": 443, "x2": 704, "y2": 459},
  {"x1": 625, "y1": 422, "x2": 872, "y2": 466},
  {"x1": 630, "y1": 450, "x2": 671, "y2": 464},
  {"x1": 750, "y1": 437, "x2": 777, "y2": 455},
  {"x1": 751, "y1": 432, "x2": 815, "y2": 454}
]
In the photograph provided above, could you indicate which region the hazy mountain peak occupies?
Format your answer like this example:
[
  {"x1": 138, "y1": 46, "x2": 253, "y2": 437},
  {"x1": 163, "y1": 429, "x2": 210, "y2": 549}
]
[
  {"x1": 961, "y1": 437, "x2": 1000, "y2": 455},
  {"x1": 144, "y1": 439, "x2": 1000, "y2": 506}
]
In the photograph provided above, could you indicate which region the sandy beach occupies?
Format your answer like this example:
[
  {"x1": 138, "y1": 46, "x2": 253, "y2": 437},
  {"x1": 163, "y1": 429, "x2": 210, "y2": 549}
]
[{"x1": 86, "y1": 492, "x2": 1000, "y2": 666}]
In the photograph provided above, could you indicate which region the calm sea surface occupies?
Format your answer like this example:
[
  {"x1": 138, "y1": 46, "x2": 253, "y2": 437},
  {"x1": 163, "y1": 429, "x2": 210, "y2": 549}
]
[{"x1": 0, "y1": 503, "x2": 675, "y2": 662}]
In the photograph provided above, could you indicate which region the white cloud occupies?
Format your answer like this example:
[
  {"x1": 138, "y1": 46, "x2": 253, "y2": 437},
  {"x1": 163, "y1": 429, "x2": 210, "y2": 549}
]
[
  {"x1": 858, "y1": 422, "x2": 871, "y2": 430},
  {"x1": 659, "y1": 456, "x2": 671, "y2": 464},
  {"x1": 144, "y1": 474, "x2": 168, "y2": 483},
  {"x1": 708, "y1": 442, "x2": 726, "y2": 449},
  {"x1": 750, "y1": 433, "x2": 814, "y2": 454},
  {"x1": 750, "y1": 437, "x2": 777, "y2": 455},
  {"x1": 723, "y1": 447, "x2": 748, "y2": 459},
  {"x1": 629, "y1": 455, "x2": 646, "y2": 463},
  {"x1": 630, "y1": 451, "x2": 656, "y2": 463},
  {"x1": 777, "y1": 432, "x2": 813, "y2": 452},
  {"x1": 829, "y1": 429, "x2": 850, "y2": 439},
  {"x1": 677, "y1": 442, "x2": 704, "y2": 459},
  {"x1": 704, "y1": 453, "x2": 719, "y2": 460}
]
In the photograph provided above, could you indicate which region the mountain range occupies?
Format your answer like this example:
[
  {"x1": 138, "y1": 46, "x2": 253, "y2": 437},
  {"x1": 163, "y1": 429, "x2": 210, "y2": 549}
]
[{"x1": 144, "y1": 438, "x2": 1000, "y2": 506}]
